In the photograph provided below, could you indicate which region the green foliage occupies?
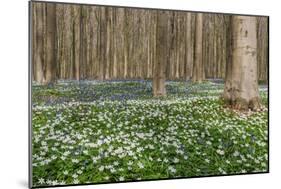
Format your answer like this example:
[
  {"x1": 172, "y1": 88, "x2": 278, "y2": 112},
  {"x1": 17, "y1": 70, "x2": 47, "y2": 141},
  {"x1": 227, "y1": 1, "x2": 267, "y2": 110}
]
[{"x1": 32, "y1": 80, "x2": 268, "y2": 187}]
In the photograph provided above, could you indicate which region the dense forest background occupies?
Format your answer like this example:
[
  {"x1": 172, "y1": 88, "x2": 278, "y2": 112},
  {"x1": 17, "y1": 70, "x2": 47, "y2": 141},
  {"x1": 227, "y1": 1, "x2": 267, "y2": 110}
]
[{"x1": 32, "y1": 2, "x2": 268, "y2": 82}]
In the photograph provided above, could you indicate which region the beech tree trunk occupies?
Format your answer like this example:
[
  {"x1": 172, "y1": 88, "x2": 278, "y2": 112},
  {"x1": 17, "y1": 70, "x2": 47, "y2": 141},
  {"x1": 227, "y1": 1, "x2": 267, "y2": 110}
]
[
  {"x1": 257, "y1": 17, "x2": 269, "y2": 82},
  {"x1": 185, "y1": 13, "x2": 193, "y2": 80},
  {"x1": 99, "y1": 7, "x2": 107, "y2": 80},
  {"x1": 73, "y1": 5, "x2": 81, "y2": 80},
  {"x1": 192, "y1": 13, "x2": 204, "y2": 83},
  {"x1": 153, "y1": 11, "x2": 168, "y2": 97},
  {"x1": 33, "y1": 3, "x2": 45, "y2": 83},
  {"x1": 44, "y1": 3, "x2": 57, "y2": 84},
  {"x1": 223, "y1": 16, "x2": 261, "y2": 111}
]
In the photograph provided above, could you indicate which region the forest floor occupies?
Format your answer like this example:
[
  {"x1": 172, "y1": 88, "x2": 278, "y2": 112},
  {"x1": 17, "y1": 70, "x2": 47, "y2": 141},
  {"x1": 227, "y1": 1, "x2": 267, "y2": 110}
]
[{"x1": 31, "y1": 80, "x2": 268, "y2": 187}]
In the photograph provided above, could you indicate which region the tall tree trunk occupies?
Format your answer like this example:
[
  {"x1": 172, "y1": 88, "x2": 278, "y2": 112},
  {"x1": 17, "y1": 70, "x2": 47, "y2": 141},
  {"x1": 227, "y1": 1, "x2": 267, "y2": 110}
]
[
  {"x1": 185, "y1": 13, "x2": 193, "y2": 80},
  {"x1": 153, "y1": 11, "x2": 168, "y2": 97},
  {"x1": 123, "y1": 9, "x2": 129, "y2": 78},
  {"x1": 44, "y1": 3, "x2": 56, "y2": 84},
  {"x1": 192, "y1": 13, "x2": 204, "y2": 83},
  {"x1": 73, "y1": 5, "x2": 81, "y2": 80},
  {"x1": 223, "y1": 16, "x2": 261, "y2": 111},
  {"x1": 105, "y1": 8, "x2": 111, "y2": 80},
  {"x1": 99, "y1": 7, "x2": 107, "y2": 80},
  {"x1": 112, "y1": 9, "x2": 117, "y2": 78},
  {"x1": 257, "y1": 17, "x2": 268, "y2": 82},
  {"x1": 33, "y1": 3, "x2": 45, "y2": 83}
]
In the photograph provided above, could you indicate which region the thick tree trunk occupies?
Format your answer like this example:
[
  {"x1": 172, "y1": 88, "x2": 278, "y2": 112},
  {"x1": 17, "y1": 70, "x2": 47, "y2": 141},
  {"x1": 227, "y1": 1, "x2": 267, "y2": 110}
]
[
  {"x1": 44, "y1": 3, "x2": 56, "y2": 84},
  {"x1": 223, "y1": 16, "x2": 261, "y2": 111},
  {"x1": 153, "y1": 11, "x2": 168, "y2": 97},
  {"x1": 192, "y1": 13, "x2": 204, "y2": 83}
]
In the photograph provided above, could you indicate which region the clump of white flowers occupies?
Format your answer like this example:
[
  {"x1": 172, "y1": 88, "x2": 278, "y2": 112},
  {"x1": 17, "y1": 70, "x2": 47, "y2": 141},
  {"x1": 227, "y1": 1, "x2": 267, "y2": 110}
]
[{"x1": 216, "y1": 149, "x2": 225, "y2": 155}]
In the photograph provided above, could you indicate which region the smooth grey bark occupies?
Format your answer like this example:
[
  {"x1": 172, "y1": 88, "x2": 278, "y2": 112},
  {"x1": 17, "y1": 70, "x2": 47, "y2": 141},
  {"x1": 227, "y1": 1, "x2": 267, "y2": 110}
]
[{"x1": 223, "y1": 16, "x2": 261, "y2": 111}]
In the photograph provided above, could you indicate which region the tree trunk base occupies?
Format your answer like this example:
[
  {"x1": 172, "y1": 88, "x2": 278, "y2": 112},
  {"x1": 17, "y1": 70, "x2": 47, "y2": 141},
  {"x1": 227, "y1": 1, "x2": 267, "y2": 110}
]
[
  {"x1": 192, "y1": 79, "x2": 203, "y2": 84},
  {"x1": 224, "y1": 96, "x2": 261, "y2": 111},
  {"x1": 152, "y1": 75, "x2": 166, "y2": 97},
  {"x1": 153, "y1": 91, "x2": 166, "y2": 97}
]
